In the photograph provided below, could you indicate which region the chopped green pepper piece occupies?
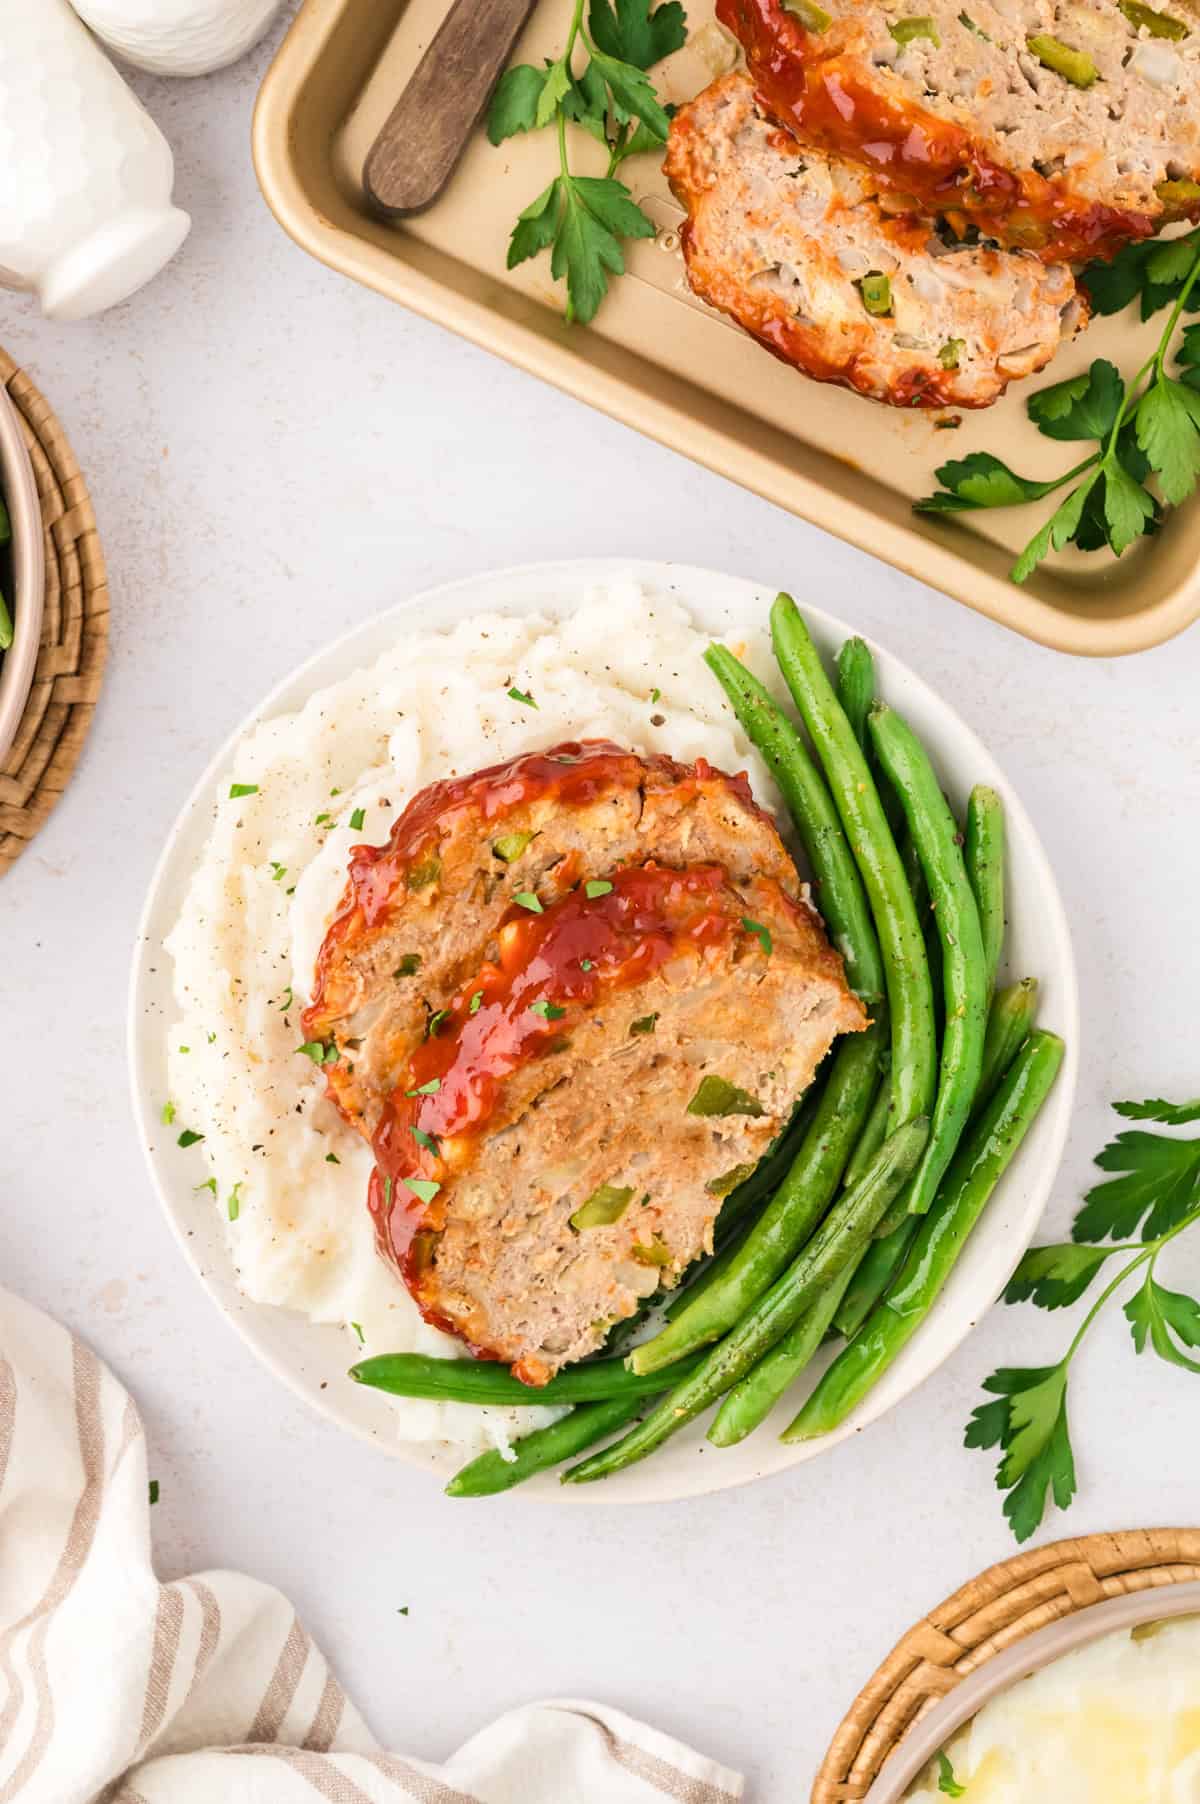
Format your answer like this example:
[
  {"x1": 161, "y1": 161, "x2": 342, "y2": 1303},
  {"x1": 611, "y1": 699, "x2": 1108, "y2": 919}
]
[
  {"x1": 1119, "y1": 0, "x2": 1188, "y2": 37},
  {"x1": 408, "y1": 855, "x2": 441, "y2": 891},
  {"x1": 394, "y1": 954, "x2": 421, "y2": 978},
  {"x1": 938, "y1": 338, "x2": 964, "y2": 369},
  {"x1": 631, "y1": 1239, "x2": 673, "y2": 1267},
  {"x1": 570, "y1": 1184, "x2": 635, "y2": 1230},
  {"x1": 889, "y1": 15, "x2": 941, "y2": 45},
  {"x1": 1157, "y1": 177, "x2": 1200, "y2": 206},
  {"x1": 1027, "y1": 33, "x2": 1098, "y2": 85},
  {"x1": 629, "y1": 1014, "x2": 658, "y2": 1036},
  {"x1": 686, "y1": 1076, "x2": 765, "y2": 1119},
  {"x1": 782, "y1": 0, "x2": 832, "y2": 27},
  {"x1": 958, "y1": 10, "x2": 992, "y2": 37},
  {"x1": 706, "y1": 1161, "x2": 757, "y2": 1198},
  {"x1": 858, "y1": 272, "x2": 893, "y2": 316},
  {"x1": 493, "y1": 830, "x2": 533, "y2": 862}
]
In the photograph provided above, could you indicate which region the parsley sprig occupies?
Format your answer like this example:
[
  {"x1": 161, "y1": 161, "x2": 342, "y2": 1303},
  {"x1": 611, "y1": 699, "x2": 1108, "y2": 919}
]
[
  {"x1": 917, "y1": 232, "x2": 1200, "y2": 583},
  {"x1": 967, "y1": 1095, "x2": 1200, "y2": 1543},
  {"x1": 488, "y1": 0, "x2": 686, "y2": 324}
]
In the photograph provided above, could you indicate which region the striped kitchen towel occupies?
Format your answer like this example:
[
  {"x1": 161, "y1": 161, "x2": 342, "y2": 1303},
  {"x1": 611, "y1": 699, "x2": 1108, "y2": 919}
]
[{"x1": 0, "y1": 1289, "x2": 743, "y2": 1804}]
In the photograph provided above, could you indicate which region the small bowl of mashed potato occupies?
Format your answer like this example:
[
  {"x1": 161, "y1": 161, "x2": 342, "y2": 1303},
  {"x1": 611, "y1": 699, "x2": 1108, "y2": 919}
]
[{"x1": 867, "y1": 1579, "x2": 1200, "y2": 1803}]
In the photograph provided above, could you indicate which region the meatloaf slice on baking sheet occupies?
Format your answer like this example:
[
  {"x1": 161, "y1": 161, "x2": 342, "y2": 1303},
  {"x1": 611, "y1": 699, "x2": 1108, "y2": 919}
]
[
  {"x1": 719, "y1": 0, "x2": 1200, "y2": 260},
  {"x1": 666, "y1": 73, "x2": 1085, "y2": 408},
  {"x1": 304, "y1": 741, "x2": 867, "y2": 1382}
]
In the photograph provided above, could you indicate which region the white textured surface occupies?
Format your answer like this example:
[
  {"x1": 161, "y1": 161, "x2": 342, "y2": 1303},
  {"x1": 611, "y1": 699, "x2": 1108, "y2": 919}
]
[
  {"x1": 70, "y1": 0, "x2": 286, "y2": 77},
  {"x1": 0, "y1": 0, "x2": 186, "y2": 314},
  {"x1": 2, "y1": 8, "x2": 1199, "y2": 1794}
]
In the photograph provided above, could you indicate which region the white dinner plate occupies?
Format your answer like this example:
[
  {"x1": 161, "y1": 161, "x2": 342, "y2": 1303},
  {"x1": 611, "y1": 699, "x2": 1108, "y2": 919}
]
[{"x1": 129, "y1": 560, "x2": 1078, "y2": 1502}]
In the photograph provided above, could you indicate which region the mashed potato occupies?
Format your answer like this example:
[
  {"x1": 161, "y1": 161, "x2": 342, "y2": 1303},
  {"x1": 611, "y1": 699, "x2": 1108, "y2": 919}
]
[
  {"x1": 905, "y1": 1614, "x2": 1200, "y2": 1803},
  {"x1": 165, "y1": 579, "x2": 790, "y2": 1449}
]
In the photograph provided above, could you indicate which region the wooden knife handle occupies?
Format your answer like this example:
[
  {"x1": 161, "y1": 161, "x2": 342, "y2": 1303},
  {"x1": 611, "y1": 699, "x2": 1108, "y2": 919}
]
[{"x1": 364, "y1": 0, "x2": 538, "y2": 217}]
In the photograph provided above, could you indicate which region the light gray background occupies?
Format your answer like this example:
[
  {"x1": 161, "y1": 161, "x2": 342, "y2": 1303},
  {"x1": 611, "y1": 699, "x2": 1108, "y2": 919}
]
[{"x1": 3, "y1": 10, "x2": 1199, "y2": 1794}]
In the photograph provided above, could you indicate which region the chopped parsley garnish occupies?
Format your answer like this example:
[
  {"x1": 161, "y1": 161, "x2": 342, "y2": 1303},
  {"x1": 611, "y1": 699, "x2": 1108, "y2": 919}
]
[
  {"x1": 330, "y1": 786, "x2": 342, "y2": 796},
  {"x1": 351, "y1": 1321, "x2": 365, "y2": 1344},
  {"x1": 426, "y1": 1009, "x2": 450, "y2": 1038},
  {"x1": 227, "y1": 1182, "x2": 243, "y2": 1222},
  {"x1": 530, "y1": 999, "x2": 566, "y2": 1019},
  {"x1": 570, "y1": 1183, "x2": 635, "y2": 1230},
  {"x1": 325, "y1": 1152, "x2": 341, "y2": 1164},
  {"x1": 297, "y1": 1039, "x2": 339, "y2": 1064},
  {"x1": 585, "y1": 879, "x2": 613, "y2": 899},
  {"x1": 742, "y1": 917, "x2": 773, "y2": 955},
  {"x1": 383, "y1": 1176, "x2": 394, "y2": 1208},
  {"x1": 394, "y1": 954, "x2": 421, "y2": 978},
  {"x1": 406, "y1": 1078, "x2": 441, "y2": 1097},
  {"x1": 937, "y1": 1752, "x2": 966, "y2": 1797},
  {"x1": 161, "y1": 1101, "x2": 176, "y2": 1125},
  {"x1": 404, "y1": 1177, "x2": 441, "y2": 1205},
  {"x1": 408, "y1": 855, "x2": 441, "y2": 891},
  {"x1": 207, "y1": 1031, "x2": 216, "y2": 1044},
  {"x1": 148, "y1": 1479, "x2": 160, "y2": 1506},
  {"x1": 580, "y1": 958, "x2": 594, "y2": 972},
  {"x1": 348, "y1": 807, "x2": 366, "y2": 832},
  {"x1": 686, "y1": 1076, "x2": 765, "y2": 1119},
  {"x1": 278, "y1": 987, "x2": 293, "y2": 1011},
  {"x1": 269, "y1": 861, "x2": 287, "y2": 882},
  {"x1": 650, "y1": 686, "x2": 661, "y2": 702},
  {"x1": 177, "y1": 1128, "x2": 205, "y2": 1148},
  {"x1": 179, "y1": 1045, "x2": 190, "y2": 1055},
  {"x1": 507, "y1": 686, "x2": 537, "y2": 707},
  {"x1": 629, "y1": 1013, "x2": 658, "y2": 1035},
  {"x1": 411, "y1": 1126, "x2": 441, "y2": 1154},
  {"x1": 314, "y1": 812, "x2": 334, "y2": 827},
  {"x1": 194, "y1": 1176, "x2": 217, "y2": 1195},
  {"x1": 513, "y1": 891, "x2": 543, "y2": 913},
  {"x1": 493, "y1": 829, "x2": 533, "y2": 862},
  {"x1": 469, "y1": 991, "x2": 483, "y2": 1014},
  {"x1": 228, "y1": 783, "x2": 259, "y2": 798},
  {"x1": 707, "y1": 1162, "x2": 756, "y2": 1198}
]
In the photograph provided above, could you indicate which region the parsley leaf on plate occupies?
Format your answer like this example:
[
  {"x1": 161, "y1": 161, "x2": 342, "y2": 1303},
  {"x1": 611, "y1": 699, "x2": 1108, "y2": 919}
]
[
  {"x1": 1072, "y1": 1127, "x2": 1200, "y2": 1243},
  {"x1": 588, "y1": 0, "x2": 687, "y2": 68},
  {"x1": 1026, "y1": 358, "x2": 1124, "y2": 441},
  {"x1": 1003, "y1": 1241, "x2": 1113, "y2": 1311},
  {"x1": 1114, "y1": 1097, "x2": 1200, "y2": 1124},
  {"x1": 936, "y1": 1751, "x2": 966, "y2": 1797}
]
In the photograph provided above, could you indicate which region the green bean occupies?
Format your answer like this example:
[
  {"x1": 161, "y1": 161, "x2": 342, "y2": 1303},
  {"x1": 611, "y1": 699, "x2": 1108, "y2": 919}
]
[
  {"x1": 446, "y1": 1395, "x2": 643, "y2": 1497},
  {"x1": 841, "y1": 1057, "x2": 890, "y2": 1191},
  {"x1": 782, "y1": 1031, "x2": 1065, "y2": 1443},
  {"x1": 832, "y1": 1218, "x2": 918, "y2": 1339},
  {"x1": 836, "y1": 637, "x2": 875, "y2": 751},
  {"x1": 965, "y1": 786, "x2": 1006, "y2": 997},
  {"x1": 350, "y1": 1349, "x2": 703, "y2": 1405},
  {"x1": 626, "y1": 1020, "x2": 885, "y2": 1375},
  {"x1": 901, "y1": 827, "x2": 944, "y2": 1039},
  {"x1": 977, "y1": 979, "x2": 1038, "y2": 1114},
  {"x1": 707, "y1": 1261, "x2": 857, "y2": 1446},
  {"x1": 704, "y1": 644, "x2": 884, "y2": 1003},
  {"x1": 868, "y1": 705, "x2": 987, "y2": 1217},
  {"x1": 565, "y1": 1118, "x2": 930, "y2": 1483},
  {"x1": 770, "y1": 597, "x2": 935, "y2": 1130}
]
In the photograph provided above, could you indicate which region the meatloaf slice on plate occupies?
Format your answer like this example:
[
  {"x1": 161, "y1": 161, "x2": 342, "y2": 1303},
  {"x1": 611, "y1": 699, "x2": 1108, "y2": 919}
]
[
  {"x1": 666, "y1": 73, "x2": 1084, "y2": 409},
  {"x1": 719, "y1": 0, "x2": 1200, "y2": 261},
  {"x1": 304, "y1": 741, "x2": 867, "y2": 1383}
]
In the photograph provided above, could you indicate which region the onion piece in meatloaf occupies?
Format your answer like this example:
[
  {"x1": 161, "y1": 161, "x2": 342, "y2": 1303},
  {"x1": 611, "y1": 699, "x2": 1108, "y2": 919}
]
[
  {"x1": 719, "y1": 0, "x2": 1200, "y2": 261},
  {"x1": 665, "y1": 73, "x2": 1085, "y2": 409},
  {"x1": 303, "y1": 740, "x2": 867, "y2": 1384}
]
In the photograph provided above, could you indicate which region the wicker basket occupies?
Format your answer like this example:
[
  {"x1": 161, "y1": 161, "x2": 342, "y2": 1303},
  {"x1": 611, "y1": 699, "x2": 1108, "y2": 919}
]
[
  {"x1": 813, "y1": 1526, "x2": 1200, "y2": 1803},
  {"x1": 0, "y1": 348, "x2": 109, "y2": 874}
]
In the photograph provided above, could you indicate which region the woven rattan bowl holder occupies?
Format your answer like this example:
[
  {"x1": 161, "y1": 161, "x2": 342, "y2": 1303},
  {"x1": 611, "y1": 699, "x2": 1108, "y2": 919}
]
[
  {"x1": 0, "y1": 347, "x2": 109, "y2": 874},
  {"x1": 813, "y1": 1526, "x2": 1200, "y2": 1803}
]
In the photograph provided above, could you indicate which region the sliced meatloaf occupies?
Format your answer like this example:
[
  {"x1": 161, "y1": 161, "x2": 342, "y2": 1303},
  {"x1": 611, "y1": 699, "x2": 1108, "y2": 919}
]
[
  {"x1": 304, "y1": 741, "x2": 867, "y2": 1382},
  {"x1": 666, "y1": 73, "x2": 1084, "y2": 409},
  {"x1": 719, "y1": 0, "x2": 1200, "y2": 261}
]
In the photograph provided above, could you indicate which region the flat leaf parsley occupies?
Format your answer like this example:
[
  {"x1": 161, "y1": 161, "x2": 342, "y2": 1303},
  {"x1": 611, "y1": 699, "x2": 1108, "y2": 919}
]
[
  {"x1": 488, "y1": 0, "x2": 687, "y2": 324},
  {"x1": 917, "y1": 230, "x2": 1200, "y2": 583},
  {"x1": 966, "y1": 1094, "x2": 1200, "y2": 1541}
]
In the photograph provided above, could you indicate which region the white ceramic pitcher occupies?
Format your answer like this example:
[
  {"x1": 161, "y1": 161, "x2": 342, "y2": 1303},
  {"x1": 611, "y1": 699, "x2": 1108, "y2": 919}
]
[
  {"x1": 68, "y1": 0, "x2": 287, "y2": 77},
  {"x1": 0, "y1": 0, "x2": 190, "y2": 320}
]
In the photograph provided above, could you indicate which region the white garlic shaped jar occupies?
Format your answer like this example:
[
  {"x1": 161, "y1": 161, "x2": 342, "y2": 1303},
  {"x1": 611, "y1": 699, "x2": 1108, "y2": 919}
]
[
  {"x1": 0, "y1": 0, "x2": 190, "y2": 320},
  {"x1": 68, "y1": 0, "x2": 287, "y2": 77}
]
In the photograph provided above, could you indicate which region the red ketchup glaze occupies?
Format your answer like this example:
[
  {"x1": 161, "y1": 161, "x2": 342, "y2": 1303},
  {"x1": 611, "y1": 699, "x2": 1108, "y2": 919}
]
[
  {"x1": 304, "y1": 740, "x2": 763, "y2": 1035},
  {"x1": 367, "y1": 860, "x2": 764, "y2": 1343},
  {"x1": 716, "y1": 0, "x2": 1162, "y2": 263}
]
